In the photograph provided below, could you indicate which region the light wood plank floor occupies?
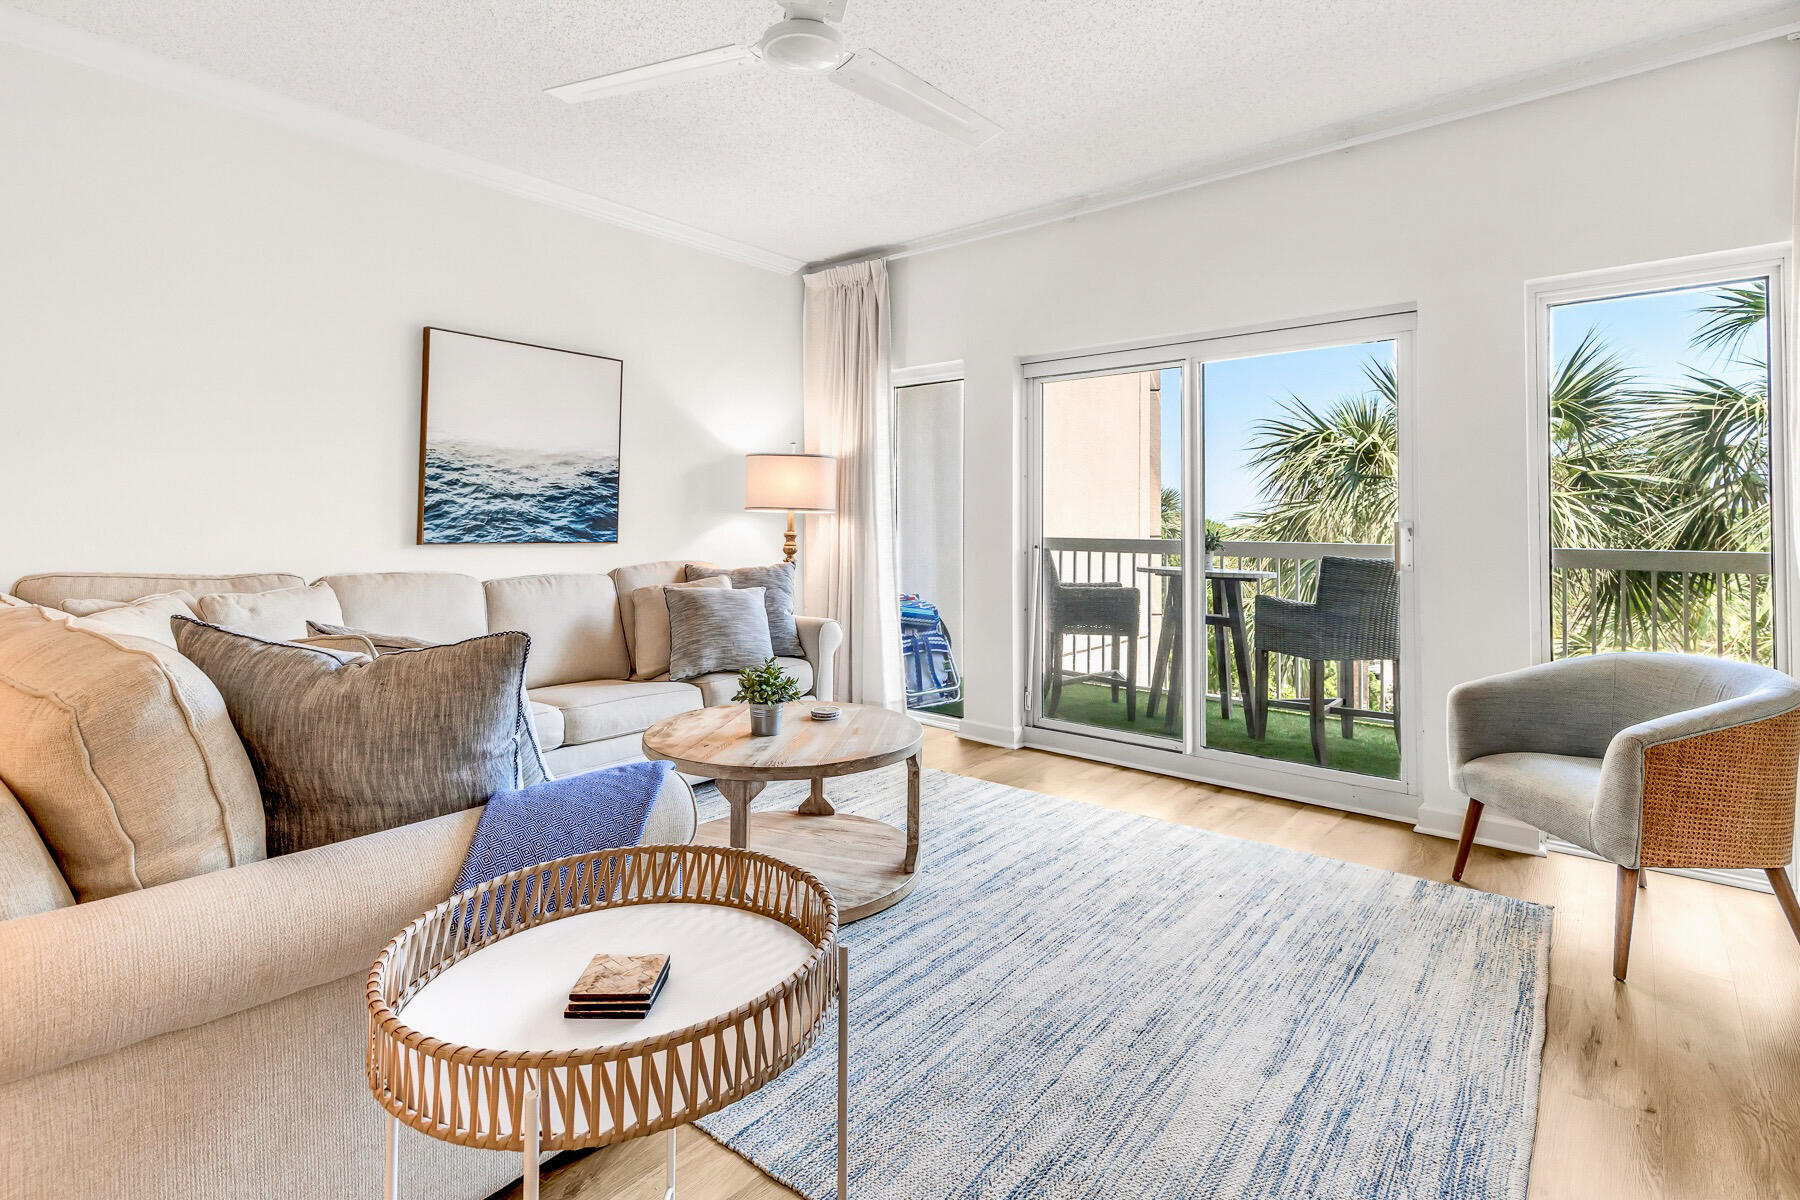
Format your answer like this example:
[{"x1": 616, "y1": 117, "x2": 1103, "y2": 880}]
[{"x1": 507, "y1": 727, "x2": 1800, "y2": 1200}]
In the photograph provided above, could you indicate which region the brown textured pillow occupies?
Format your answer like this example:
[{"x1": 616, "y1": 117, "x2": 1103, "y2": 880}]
[
  {"x1": 305, "y1": 620, "x2": 546, "y2": 786},
  {"x1": 0, "y1": 606, "x2": 265, "y2": 900},
  {"x1": 174, "y1": 617, "x2": 543, "y2": 855}
]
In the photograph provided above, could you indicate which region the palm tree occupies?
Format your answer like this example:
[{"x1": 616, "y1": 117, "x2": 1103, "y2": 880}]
[{"x1": 1240, "y1": 360, "x2": 1398, "y2": 544}]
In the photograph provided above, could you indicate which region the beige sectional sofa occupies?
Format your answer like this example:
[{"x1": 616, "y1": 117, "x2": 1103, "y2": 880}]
[{"x1": 0, "y1": 563, "x2": 842, "y2": 1200}]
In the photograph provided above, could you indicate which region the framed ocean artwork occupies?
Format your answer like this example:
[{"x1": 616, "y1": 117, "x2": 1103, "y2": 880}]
[{"x1": 418, "y1": 328, "x2": 622, "y2": 544}]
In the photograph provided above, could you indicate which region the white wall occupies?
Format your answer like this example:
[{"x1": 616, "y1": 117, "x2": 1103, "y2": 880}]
[
  {"x1": 0, "y1": 42, "x2": 801, "y2": 588},
  {"x1": 889, "y1": 42, "x2": 1800, "y2": 829}
]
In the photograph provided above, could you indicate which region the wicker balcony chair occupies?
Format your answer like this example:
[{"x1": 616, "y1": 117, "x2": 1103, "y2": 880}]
[
  {"x1": 1448, "y1": 652, "x2": 1800, "y2": 981},
  {"x1": 1042, "y1": 550, "x2": 1141, "y2": 722},
  {"x1": 1253, "y1": 556, "x2": 1399, "y2": 763}
]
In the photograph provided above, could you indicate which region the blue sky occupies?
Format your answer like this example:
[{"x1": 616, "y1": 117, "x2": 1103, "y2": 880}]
[{"x1": 1155, "y1": 278, "x2": 1768, "y2": 528}]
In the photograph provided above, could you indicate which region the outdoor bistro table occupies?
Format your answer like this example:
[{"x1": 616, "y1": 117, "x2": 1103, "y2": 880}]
[
  {"x1": 366, "y1": 843, "x2": 847, "y2": 1200},
  {"x1": 1137, "y1": 565, "x2": 1278, "y2": 736}
]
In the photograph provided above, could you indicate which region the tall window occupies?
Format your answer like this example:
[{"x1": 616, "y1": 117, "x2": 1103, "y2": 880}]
[
  {"x1": 1543, "y1": 270, "x2": 1778, "y2": 663},
  {"x1": 895, "y1": 379, "x2": 964, "y2": 717}
]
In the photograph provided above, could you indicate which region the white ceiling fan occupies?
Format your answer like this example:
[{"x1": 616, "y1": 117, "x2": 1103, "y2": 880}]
[{"x1": 545, "y1": 0, "x2": 1000, "y2": 146}]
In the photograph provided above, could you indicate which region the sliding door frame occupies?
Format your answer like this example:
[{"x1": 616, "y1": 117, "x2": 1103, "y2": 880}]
[{"x1": 1021, "y1": 309, "x2": 1422, "y2": 820}]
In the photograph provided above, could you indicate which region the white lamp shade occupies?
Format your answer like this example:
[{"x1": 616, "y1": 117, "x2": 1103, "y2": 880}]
[{"x1": 745, "y1": 453, "x2": 837, "y2": 512}]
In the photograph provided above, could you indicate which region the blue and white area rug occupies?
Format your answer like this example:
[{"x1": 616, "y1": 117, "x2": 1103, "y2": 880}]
[{"x1": 694, "y1": 769, "x2": 1551, "y2": 1200}]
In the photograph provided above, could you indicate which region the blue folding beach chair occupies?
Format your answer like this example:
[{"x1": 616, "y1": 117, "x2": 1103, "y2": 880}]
[{"x1": 899, "y1": 594, "x2": 962, "y2": 709}]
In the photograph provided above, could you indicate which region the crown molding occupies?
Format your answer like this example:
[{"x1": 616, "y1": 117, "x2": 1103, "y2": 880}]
[
  {"x1": 0, "y1": 5, "x2": 806, "y2": 275},
  {"x1": 809, "y1": 5, "x2": 1800, "y2": 271}
]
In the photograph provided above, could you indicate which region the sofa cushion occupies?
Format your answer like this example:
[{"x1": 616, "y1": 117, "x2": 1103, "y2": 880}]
[
  {"x1": 628, "y1": 576, "x2": 731, "y2": 681},
  {"x1": 320, "y1": 572, "x2": 488, "y2": 644},
  {"x1": 1459, "y1": 752, "x2": 1604, "y2": 852},
  {"x1": 609, "y1": 560, "x2": 693, "y2": 667},
  {"x1": 485, "y1": 574, "x2": 629, "y2": 687},
  {"x1": 530, "y1": 702, "x2": 566, "y2": 751},
  {"x1": 61, "y1": 592, "x2": 199, "y2": 649},
  {"x1": 667, "y1": 587, "x2": 774, "y2": 681},
  {"x1": 0, "y1": 778, "x2": 74, "y2": 922},
  {"x1": 528, "y1": 679, "x2": 702, "y2": 746},
  {"x1": 173, "y1": 619, "x2": 540, "y2": 856},
  {"x1": 688, "y1": 657, "x2": 815, "y2": 706},
  {"x1": 59, "y1": 589, "x2": 197, "y2": 618},
  {"x1": 194, "y1": 581, "x2": 343, "y2": 641},
  {"x1": 0, "y1": 606, "x2": 265, "y2": 901},
  {"x1": 684, "y1": 562, "x2": 804, "y2": 657},
  {"x1": 7, "y1": 572, "x2": 304, "y2": 608}
]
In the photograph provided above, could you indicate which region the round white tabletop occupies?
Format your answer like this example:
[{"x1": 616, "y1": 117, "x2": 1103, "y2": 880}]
[{"x1": 401, "y1": 903, "x2": 813, "y2": 1053}]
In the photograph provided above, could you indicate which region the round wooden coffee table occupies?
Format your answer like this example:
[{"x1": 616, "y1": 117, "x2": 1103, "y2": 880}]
[{"x1": 643, "y1": 702, "x2": 923, "y2": 923}]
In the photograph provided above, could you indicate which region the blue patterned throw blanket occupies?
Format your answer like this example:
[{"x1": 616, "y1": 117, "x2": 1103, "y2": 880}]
[{"x1": 695, "y1": 770, "x2": 1550, "y2": 1200}]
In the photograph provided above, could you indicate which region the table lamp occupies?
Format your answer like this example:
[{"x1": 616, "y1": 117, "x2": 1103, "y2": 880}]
[{"x1": 745, "y1": 451, "x2": 837, "y2": 563}]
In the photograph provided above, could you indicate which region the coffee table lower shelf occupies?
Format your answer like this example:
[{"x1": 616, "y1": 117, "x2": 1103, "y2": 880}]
[{"x1": 694, "y1": 812, "x2": 919, "y2": 922}]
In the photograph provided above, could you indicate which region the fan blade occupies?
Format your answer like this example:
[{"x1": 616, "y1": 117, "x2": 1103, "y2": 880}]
[
  {"x1": 781, "y1": 0, "x2": 847, "y2": 19},
  {"x1": 832, "y1": 50, "x2": 999, "y2": 145},
  {"x1": 546, "y1": 44, "x2": 756, "y2": 102}
]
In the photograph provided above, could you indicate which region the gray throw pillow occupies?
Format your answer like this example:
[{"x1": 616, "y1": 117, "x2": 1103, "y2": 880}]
[
  {"x1": 684, "y1": 562, "x2": 803, "y2": 657},
  {"x1": 172, "y1": 617, "x2": 545, "y2": 856},
  {"x1": 305, "y1": 619, "x2": 545, "y2": 787},
  {"x1": 666, "y1": 587, "x2": 775, "y2": 681}
]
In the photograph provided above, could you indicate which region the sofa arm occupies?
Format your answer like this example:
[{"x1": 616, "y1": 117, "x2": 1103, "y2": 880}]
[
  {"x1": 0, "y1": 808, "x2": 480, "y2": 1086},
  {"x1": 797, "y1": 615, "x2": 844, "y2": 703}
]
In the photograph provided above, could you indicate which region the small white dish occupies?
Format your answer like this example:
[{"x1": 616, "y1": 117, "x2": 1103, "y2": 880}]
[{"x1": 810, "y1": 705, "x2": 841, "y2": 721}]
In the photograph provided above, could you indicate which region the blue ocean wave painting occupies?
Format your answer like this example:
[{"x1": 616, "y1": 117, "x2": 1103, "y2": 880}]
[{"x1": 423, "y1": 439, "x2": 618, "y2": 543}]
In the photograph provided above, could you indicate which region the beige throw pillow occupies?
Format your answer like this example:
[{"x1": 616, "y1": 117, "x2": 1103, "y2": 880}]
[
  {"x1": 629, "y1": 576, "x2": 730, "y2": 680},
  {"x1": 194, "y1": 581, "x2": 342, "y2": 640},
  {"x1": 60, "y1": 591, "x2": 199, "y2": 649},
  {"x1": 0, "y1": 606, "x2": 265, "y2": 901}
]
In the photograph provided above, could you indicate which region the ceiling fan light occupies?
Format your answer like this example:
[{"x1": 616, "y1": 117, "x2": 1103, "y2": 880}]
[{"x1": 757, "y1": 18, "x2": 848, "y2": 72}]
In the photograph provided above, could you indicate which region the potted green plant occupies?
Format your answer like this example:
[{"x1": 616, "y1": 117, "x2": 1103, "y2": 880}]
[
  {"x1": 1202, "y1": 521, "x2": 1227, "y2": 571},
  {"x1": 734, "y1": 657, "x2": 804, "y2": 736}
]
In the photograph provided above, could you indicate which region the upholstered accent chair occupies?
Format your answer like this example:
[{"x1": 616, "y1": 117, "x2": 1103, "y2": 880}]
[
  {"x1": 1447, "y1": 653, "x2": 1800, "y2": 981},
  {"x1": 1254, "y1": 556, "x2": 1400, "y2": 763},
  {"x1": 1041, "y1": 550, "x2": 1141, "y2": 721}
]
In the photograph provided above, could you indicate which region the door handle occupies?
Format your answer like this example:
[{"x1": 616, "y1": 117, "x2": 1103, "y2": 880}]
[{"x1": 1393, "y1": 521, "x2": 1415, "y2": 571}]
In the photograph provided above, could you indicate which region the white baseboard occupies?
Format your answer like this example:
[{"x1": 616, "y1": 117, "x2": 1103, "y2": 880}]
[
  {"x1": 955, "y1": 719, "x2": 1022, "y2": 749},
  {"x1": 1412, "y1": 801, "x2": 1546, "y2": 856}
]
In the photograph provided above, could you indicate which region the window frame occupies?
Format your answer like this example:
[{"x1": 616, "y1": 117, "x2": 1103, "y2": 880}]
[{"x1": 1524, "y1": 245, "x2": 1794, "y2": 672}]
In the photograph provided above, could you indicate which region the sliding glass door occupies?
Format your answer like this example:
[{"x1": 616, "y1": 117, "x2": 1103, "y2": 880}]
[{"x1": 1027, "y1": 314, "x2": 1415, "y2": 798}]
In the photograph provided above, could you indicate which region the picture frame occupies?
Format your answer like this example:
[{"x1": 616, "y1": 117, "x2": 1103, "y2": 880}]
[{"x1": 417, "y1": 327, "x2": 624, "y2": 544}]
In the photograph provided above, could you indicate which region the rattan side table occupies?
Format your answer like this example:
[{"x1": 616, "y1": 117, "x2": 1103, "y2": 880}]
[{"x1": 366, "y1": 844, "x2": 848, "y2": 1199}]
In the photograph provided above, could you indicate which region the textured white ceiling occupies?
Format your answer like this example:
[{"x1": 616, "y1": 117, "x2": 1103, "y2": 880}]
[{"x1": 10, "y1": 0, "x2": 1796, "y2": 265}]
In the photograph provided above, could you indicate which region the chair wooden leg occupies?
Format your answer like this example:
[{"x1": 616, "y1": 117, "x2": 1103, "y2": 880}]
[
  {"x1": 1307, "y1": 659, "x2": 1325, "y2": 764},
  {"x1": 1452, "y1": 799, "x2": 1483, "y2": 882},
  {"x1": 1109, "y1": 637, "x2": 1121, "y2": 701},
  {"x1": 1614, "y1": 867, "x2": 1640, "y2": 982},
  {"x1": 1047, "y1": 629, "x2": 1064, "y2": 717},
  {"x1": 1769, "y1": 867, "x2": 1800, "y2": 947}
]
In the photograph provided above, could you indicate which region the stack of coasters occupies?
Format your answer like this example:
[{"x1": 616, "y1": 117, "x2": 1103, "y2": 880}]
[{"x1": 564, "y1": 952, "x2": 670, "y2": 1019}]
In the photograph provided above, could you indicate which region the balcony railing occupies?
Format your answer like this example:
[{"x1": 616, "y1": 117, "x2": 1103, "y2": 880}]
[
  {"x1": 1550, "y1": 547, "x2": 1774, "y2": 662},
  {"x1": 1041, "y1": 539, "x2": 1777, "y2": 727},
  {"x1": 1042, "y1": 537, "x2": 1394, "y2": 721}
]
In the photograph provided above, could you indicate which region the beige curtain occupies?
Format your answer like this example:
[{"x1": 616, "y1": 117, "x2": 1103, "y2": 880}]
[{"x1": 801, "y1": 260, "x2": 903, "y2": 707}]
